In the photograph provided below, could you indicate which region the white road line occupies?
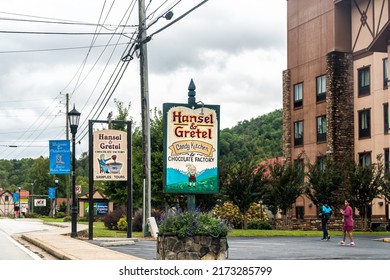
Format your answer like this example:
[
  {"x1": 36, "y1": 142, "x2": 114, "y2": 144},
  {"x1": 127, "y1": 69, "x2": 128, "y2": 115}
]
[{"x1": 0, "y1": 230, "x2": 42, "y2": 260}]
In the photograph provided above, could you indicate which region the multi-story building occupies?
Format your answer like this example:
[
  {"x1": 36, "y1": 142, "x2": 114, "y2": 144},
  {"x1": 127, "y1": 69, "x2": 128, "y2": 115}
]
[{"x1": 283, "y1": 0, "x2": 389, "y2": 221}]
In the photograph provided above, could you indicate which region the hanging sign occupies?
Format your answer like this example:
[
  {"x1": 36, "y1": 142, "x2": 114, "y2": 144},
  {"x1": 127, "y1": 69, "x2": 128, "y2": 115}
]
[
  {"x1": 12, "y1": 193, "x2": 19, "y2": 203},
  {"x1": 34, "y1": 199, "x2": 47, "y2": 207},
  {"x1": 48, "y1": 187, "x2": 56, "y2": 199},
  {"x1": 93, "y1": 129, "x2": 128, "y2": 181},
  {"x1": 49, "y1": 140, "x2": 71, "y2": 174},
  {"x1": 163, "y1": 103, "x2": 220, "y2": 194}
]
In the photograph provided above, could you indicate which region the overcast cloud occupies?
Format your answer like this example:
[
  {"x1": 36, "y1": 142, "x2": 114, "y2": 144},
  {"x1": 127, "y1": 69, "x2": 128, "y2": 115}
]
[{"x1": 0, "y1": 0, "x2": 287, "y2": 160}]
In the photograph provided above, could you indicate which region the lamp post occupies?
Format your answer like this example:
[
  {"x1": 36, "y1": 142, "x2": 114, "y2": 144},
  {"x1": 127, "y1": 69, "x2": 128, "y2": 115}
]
[
  {"x1": 54, "y1": 177, "x2": 59, "y2": 218},
  {"x1": 30, "y1": 182, "x2": 34, "y2": 214},
  {"x1": 68, "y1": 105, "x2": 81, "y2": 238},
  {"x1": 18, "y1": 186, "x2": 21, "y2": 218}
]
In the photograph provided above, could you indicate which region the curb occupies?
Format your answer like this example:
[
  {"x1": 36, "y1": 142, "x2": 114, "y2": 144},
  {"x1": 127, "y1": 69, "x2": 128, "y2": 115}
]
[{"x1": 21, "y1": 234, "x2": 77, "y2": 260}]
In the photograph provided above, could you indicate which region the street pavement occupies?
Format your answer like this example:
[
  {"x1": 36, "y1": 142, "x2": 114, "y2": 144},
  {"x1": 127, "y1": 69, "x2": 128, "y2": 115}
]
[
  {"x1": 0, "y1": 218, "x2": 141, "y2": 260},
  {"x1": 90, "y1": 235, "x2": 390, "y2": 260},
  {"x1": 1, "y1": 218, "x2": 390, "y2": 260},
  {"x1": 0, "y1": 228, "x2": 41, "y2": 260}
]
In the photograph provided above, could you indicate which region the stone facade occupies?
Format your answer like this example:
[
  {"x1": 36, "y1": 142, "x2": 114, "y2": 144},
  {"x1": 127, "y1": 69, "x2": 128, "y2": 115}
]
[
  {"x1": 274, "y1": 217, "x2": 370, "y2": 231},
  {"x1": 282, "y1": 69, "x2": 292, "y2": 164},
  {"x1": 157, "y1": 234, "x2": 228, "y2": 260},
  {"x1": 326, "y1": 51, "x2": 354, "y2": 164}
]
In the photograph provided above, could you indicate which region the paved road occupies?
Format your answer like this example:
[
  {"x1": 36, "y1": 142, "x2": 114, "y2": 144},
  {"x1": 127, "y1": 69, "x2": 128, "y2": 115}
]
[
  {"x1": 0, "y1": 218, "x2": 45, "y2": 260},
  {"x1": 91, "y1": 235, "x2": 390, "y2": 260}
]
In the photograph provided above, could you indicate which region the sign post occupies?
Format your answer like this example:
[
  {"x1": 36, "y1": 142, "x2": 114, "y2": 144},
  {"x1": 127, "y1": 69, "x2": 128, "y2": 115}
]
[
  {"x1": 163, "y1": 80, "x2": 220, "y2": 210},
  {"x1": 88, "y1": 120, "x2": 132, "y2": 240}
]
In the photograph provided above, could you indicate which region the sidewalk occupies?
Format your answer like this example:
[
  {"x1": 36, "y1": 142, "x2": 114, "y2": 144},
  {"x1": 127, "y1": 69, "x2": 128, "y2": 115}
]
[{"x1": 21, "y1": 222, "x2": 143, "y2": 260}]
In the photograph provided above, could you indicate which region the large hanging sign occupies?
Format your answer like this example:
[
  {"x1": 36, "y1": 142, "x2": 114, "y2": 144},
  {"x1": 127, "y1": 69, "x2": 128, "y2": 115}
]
[
  {"x1": 163, "y1": 103, "x2": 220, "y2": 194},
  {"x1": 49, "y1": 140, "x2": 71, "y2": 174},
  {"x1": 93, "y1": 129, "x2": 128, "y2": 181}
]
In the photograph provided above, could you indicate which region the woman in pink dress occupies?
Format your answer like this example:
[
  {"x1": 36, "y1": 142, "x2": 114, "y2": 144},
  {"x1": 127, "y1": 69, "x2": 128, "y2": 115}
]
[{"x1": 339, "y1": 199, "x2": 355, "y2": 246}]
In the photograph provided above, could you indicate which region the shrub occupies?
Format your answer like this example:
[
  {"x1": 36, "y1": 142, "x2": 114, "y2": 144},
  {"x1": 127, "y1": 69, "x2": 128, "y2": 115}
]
[
  {"x1": 58, "y1": 201, "x2": 67, "y2": 213},
  {"x1": 132, "y1": 210, "x2": 143, "y2": 232},
  {"x1": 117, "y1": 216, "x2": 128, "y2": 231},
  {"x1": 212, "y1": 202, "x2": 268, "y2": 229},
  {"x1": 103, "y1": 207, "x2": 126, "y2": 230},
  {"x1": 56, "y1": 212, "x2": 66, "y2": 218},
  {"x1": 158, "y1": 210, "x2": 231, "y2": 238},
  {"x1": 26, "y1": 212, "x2": 41, "y2": 219},
  {"x1": 77, "y1": 216, "x2": 88, "y2": 222},
  {"x1": 212, "y1": 202, "x2": 242, "y2": 228},
  {"x1": 373, "y1": 226, "x2": 386, "y2": 232},
  {"x1": 63, "y1": 216, "x2": 71, "y2": 222},
  {"x1": 132, "y1": 208, "x2": 164, "y2": 232},
  {"x1": 247, "y1": 221, "x2": 273, "y2": 230}
]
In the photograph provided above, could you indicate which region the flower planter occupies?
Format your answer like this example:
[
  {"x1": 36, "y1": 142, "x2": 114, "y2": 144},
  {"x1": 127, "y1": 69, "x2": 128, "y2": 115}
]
[{"x1": 157, "y1": 234, "x2": 228, "y2": 260}]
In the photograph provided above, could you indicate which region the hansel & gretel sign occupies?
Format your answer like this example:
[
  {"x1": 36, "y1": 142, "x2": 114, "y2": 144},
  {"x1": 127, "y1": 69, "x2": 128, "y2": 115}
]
[
  {"x1": 93, "y1": 129, "x2": 128, "y2": 181},
  {"x1": 163, "y1": 103, "x2": 220, "y2": 194}
]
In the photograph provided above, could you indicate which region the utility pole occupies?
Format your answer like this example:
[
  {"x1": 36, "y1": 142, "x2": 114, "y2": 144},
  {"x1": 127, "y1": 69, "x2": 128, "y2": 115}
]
[
  {"x1": 66, "y1": 93, "x2": 70, "y2": 216},
  {"x1": 138, "y1": 0, "x2": 152, "y2": 236}
]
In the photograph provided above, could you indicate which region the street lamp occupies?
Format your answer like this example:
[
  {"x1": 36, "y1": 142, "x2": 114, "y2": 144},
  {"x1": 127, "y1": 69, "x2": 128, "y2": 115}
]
[
  {"x1": 18, "y1": 186, "x2": 21, "y2": 218},
  {"x1": 68, "y1": 105, "x2": 81, "y2": 238},
  {"x1": 54, "y1": 177, "x2": 59, "y2": 218}
]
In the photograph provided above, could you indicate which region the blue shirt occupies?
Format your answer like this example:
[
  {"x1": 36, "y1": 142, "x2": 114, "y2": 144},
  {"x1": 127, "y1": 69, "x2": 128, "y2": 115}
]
[{"x1": 322, "y1": 204, "x2": 332, "y2": 215}]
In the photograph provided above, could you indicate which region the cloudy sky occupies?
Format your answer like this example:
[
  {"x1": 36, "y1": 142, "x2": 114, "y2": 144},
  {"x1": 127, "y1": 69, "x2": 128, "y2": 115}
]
[{"x1": 0, "y1": 0, "x2": 287, "y2": 160}]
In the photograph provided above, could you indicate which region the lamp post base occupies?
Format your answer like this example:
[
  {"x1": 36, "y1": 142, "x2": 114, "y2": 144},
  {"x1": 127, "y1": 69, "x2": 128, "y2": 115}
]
[{"x1": 71, "y1": 206, "x2": 78, "y2": 238}]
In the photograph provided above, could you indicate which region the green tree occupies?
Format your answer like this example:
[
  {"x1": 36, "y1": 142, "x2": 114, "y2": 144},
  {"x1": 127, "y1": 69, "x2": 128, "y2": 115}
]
[
  {"x1": 266, "y1": 160, "x2": 304, "y2": 228},
  {"x1": 220, "y1": 157, "x2": 268, "y2": 229},
  {"x1": 347, "y1": 155, "x2": 384, "y2": 230},
  {"x1": 220, "y1": 109, "x2": 282, "y2": 164},
  {"x1": 305, "y1": 157, "x2": 344, "y2": 210},
  {"x1": 29, "y1": 157, "x2": 54, "y2": 196},
  {"x1": 382, "y1": 172, "x2": 390, "y2": 208}
]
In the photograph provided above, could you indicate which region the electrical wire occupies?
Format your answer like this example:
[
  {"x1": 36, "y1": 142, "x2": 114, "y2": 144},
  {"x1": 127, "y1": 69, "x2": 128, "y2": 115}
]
[
  {"x1": 0, "y1": 0, "x2": 206, "y2": 159},
  {"x1": 69, "y1": 0, "x2": 138, "y2": 140},
  {"x1": 0, "y1": 42, "x2": 129, "y2": 54}
]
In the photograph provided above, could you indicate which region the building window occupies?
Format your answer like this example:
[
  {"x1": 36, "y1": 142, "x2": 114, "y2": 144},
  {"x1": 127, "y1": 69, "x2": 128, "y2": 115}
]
[
  {"x1": 358, "y1": 109, "x2": 371, "y2": 138},
  {"x1": 294, "y1": 82, "x2": 303, "y2": 108},
  {"x1": 296, "y1": 206, "x2": 304, "y2": 219},
  {"x1": 359, "y1": 152, "x2": 371, "y2": 167},
  {"x1": 316, "y1": 115, "x2": 326, "y2": 142},
  {"x1": 384, "y1": 103, "x2": 389, "y2": 134},
  {"x1": 385, "y1": 148, "x2": 390, "y2": 175},
  {"x1": 384, "y1": 58, "x2": 388, "y2": 89},
  {"x1": 294, "y1": 121, "x2": 303, "y2": 146},
  {"x1": 316, "y1": 75, "x2": 326, "y2": 102},
  {"x1": 5, "y1": 195, "x2": 9, "y2": 202},
  {"x1": 358, "y1": 66, "x2": 370, "y2": 96},
  {"x1": 317, "y1": 156, "x2": 326, "y2": 172}
]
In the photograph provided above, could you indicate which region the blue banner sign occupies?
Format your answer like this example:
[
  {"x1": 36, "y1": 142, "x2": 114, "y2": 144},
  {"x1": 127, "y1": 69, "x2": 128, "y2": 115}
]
[
  {"x1": 49, "y1": 140, "x2": 71, "y2": 174},
  {"x1": 12, "y1": 192, "x2": 19, "y2": 203},
  {"x1": 48, "y1": 187, "x2": 56, "y2": 199}
]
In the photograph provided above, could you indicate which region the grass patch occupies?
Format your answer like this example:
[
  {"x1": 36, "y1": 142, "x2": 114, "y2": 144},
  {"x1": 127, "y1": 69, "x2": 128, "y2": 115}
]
[
  {"x1": 229, "y1": 229, "x2": 388, "y2": 237},
  {"x1": 37, "y1": 218, "x2": 388, "y2": 238}
]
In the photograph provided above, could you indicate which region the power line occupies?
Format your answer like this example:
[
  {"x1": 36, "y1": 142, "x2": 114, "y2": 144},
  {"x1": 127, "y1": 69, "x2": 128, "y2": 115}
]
[
  {"x1": 0, "y1": 30, "x2": 130, "y2": 36},
  {"x1": 0, "y1": 42, "x2": 129, "y2": 54},
  {"x1": 0, "y1": 15, "x2": 137, "y2": 29},
  {"x1": 0, "y1": 0, "x2": 195, "y2": 160}
]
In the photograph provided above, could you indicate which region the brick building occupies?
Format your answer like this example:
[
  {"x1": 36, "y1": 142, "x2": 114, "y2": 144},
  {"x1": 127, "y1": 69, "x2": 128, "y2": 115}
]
[{"x1": 283, "y1": 0, "x2": 390, "y2": 221}]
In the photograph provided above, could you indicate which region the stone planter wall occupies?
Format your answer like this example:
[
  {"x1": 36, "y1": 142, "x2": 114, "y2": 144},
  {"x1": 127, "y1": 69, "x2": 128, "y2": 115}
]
[
  {"x1": 157, "y1": 234, "x2": 228, "y2": 260},
  {"x1": 274, "y1": 217, "x2": 371, "y2": 231}
]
